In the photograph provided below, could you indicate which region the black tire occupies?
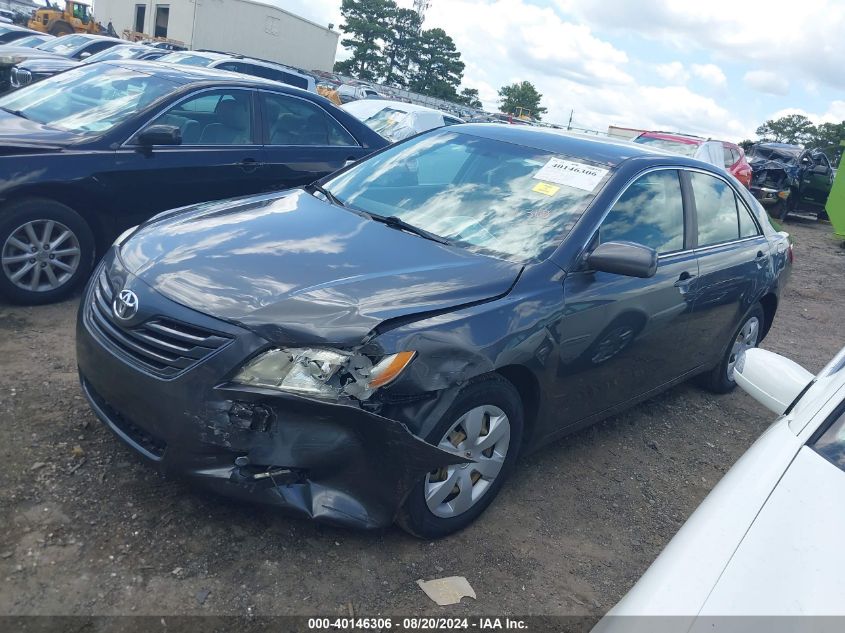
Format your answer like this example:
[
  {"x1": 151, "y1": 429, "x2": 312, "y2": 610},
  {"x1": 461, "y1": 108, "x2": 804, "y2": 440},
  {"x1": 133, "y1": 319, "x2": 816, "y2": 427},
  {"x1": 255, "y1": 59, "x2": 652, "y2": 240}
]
[
  {"x1": 49, "y1": 22, "x2": 74, "y2": 36},
  {"x1": 396, "y1": 375, "x2": 524, "y2": 539},
  {"x1": 0, "y1": 198, "x2": 95, "y2": 305},
  {"x1": 698, "y1": 303, "x2": 765, "y2": 394},
  {"x1": 772, "y1": 199, "x2": 789, "y2": 221}
]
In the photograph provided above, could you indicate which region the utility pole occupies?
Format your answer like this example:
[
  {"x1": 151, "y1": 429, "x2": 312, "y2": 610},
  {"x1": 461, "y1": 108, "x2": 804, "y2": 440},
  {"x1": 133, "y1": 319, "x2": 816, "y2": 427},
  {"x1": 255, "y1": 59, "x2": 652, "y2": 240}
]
[{"x1": 567, "y1": 109, "x2": 573, "y2": 131}]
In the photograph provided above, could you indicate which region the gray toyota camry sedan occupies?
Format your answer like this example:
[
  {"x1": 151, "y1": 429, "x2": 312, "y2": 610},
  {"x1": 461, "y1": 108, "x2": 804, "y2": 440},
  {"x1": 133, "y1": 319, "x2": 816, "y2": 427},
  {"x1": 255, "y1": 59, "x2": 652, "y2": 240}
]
[{"x1": 76, "y1": 125, "x2": 792, "y2": 538}]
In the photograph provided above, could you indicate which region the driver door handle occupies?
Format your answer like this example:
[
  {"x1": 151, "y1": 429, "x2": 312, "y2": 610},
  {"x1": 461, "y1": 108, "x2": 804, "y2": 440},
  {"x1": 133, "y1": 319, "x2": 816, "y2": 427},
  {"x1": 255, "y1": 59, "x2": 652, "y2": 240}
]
[{"x1": 674, "y1": 271, "x2": 696, "y2": 293}]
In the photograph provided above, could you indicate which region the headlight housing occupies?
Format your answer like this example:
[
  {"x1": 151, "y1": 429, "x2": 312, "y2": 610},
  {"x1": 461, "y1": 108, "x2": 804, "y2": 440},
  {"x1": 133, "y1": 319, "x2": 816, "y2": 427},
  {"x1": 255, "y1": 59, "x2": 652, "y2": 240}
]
[{"x1": 233, "y1": 348, "x2": 416, "y2": 401}]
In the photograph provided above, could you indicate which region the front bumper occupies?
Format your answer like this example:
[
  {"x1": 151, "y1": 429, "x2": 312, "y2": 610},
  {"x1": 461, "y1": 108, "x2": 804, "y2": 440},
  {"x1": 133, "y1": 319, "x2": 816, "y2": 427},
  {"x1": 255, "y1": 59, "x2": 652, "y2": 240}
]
[
  {"x1": 750, "y1": 186, "x2": 783, "y2": 206},
  {"x1": 76, "y1": 253, "x2": 466, "y2": 530}
]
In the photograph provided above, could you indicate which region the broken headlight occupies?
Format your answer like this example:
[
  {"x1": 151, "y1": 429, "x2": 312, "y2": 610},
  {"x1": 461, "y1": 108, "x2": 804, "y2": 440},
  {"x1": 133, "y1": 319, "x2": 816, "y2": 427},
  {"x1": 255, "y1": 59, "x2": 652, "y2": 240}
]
[{"x1": 232, "y1": 348, "x2": 416, "y2": 401}]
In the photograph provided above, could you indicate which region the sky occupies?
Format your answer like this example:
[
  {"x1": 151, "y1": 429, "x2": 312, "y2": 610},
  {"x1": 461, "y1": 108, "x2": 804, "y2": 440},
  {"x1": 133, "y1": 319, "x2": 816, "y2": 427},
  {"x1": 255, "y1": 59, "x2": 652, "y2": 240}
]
[{"x1": 280, "y1": 0, "x2": 844, "y2": 141}]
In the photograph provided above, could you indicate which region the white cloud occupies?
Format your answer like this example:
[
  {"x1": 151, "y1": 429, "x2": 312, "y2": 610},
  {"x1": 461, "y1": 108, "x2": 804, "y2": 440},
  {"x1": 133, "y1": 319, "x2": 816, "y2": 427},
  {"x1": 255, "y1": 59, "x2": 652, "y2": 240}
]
[
  {"x1": 768, "y1": 100, "x2": 845, "y2": 125},
  {"x1": 744, "y1": 70, "x2": 790, "y2": 96},
  {"x1": 691, "y1": 63, "x2": 727, "y2": 88},
  {"x1": 655, "y1": 61, "x2": 689, "y2": 85},
  {"x1": 565, "y1": 0, "x2": 845, "y2": 90}
]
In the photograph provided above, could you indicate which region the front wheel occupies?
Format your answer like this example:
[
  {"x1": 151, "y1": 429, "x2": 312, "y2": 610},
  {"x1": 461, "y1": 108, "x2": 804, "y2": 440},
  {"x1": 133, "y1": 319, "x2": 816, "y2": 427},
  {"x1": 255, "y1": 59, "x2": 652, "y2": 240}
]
[
  {"x1": 397, "y1": 375, "x2": 524, "y2": 539},
  {"x1": 0, "y1": 199, "x2": 95, "y2": 305},
  {"x1": 699, "y1": 303, "x2": 765, "y2": 394}
]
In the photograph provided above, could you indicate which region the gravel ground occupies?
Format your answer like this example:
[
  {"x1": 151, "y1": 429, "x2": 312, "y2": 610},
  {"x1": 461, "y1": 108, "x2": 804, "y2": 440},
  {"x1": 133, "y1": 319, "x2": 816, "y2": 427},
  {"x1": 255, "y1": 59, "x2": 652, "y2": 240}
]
[{"x1": 0, "y1": 216, "x2": 842, "y2": 623}]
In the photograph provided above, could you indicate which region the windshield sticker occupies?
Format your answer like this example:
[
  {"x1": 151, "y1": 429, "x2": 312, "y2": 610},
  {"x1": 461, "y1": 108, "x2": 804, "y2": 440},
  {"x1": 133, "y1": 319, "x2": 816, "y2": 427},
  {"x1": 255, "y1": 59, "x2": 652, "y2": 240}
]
[
  {"x1": 532, "y1": 182, "x2": 560, "y2": 196},
  {"x1": 533, "y1": 158, "x2": 609, "y2": 191}
]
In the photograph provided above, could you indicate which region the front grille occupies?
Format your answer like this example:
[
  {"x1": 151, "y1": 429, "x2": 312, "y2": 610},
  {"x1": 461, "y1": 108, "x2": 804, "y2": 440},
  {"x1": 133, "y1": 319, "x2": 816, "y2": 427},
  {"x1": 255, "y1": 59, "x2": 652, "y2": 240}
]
[
  {"x1": 83, "y1": 378, "x2": 166, "y2": 460},
  {"x1": 86, "y1": 268, "x2": 232, "y2": 378},
  {"x1": 10, "y1": 67, "x2": 32, "y2": 89}
]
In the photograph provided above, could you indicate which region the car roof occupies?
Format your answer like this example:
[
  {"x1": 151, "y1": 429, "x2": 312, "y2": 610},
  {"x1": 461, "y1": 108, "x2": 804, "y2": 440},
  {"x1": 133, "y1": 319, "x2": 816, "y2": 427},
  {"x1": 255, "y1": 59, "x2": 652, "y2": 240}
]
[
  {"x1": 0, "y1": 23, "x2": 39, "y2": 34},
  {"x1": 638, "y1": 131, "x2": 705, "y2": 145},
  {"x1": 101, "y1": 60, "x2": 320, "y2": 94},
  {"x1": 342, "y1": 99, "x2": 454, "y2": 118},
  {"x1": 453, "y1": 124, "x2": 672, "y2": 167}
]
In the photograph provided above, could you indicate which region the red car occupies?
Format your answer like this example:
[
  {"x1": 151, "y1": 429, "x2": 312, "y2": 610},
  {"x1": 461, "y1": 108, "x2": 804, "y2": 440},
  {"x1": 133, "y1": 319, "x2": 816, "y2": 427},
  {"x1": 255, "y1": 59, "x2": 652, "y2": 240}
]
[{"x1": 634, "y1": 132, "x2": 753, "y2": 188}]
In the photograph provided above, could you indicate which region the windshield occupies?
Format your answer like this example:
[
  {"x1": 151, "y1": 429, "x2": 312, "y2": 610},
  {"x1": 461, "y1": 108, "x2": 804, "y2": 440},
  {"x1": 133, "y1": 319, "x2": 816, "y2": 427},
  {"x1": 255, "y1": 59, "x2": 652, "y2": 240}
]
[
  {"x1": 323, "y1": 130, "x2": 608, "y2": 262},
  {"x1": 86, "y1": 45, "x2": 143, "y2": 62},
  {"x1": 812, "y1": 407, "x2": 845, "y2": 473},
  {"x1": 158, "y1": 52, "x2": 215, "y2": 67},
  {"x1": 747, "y1": 145, "x2": 801, "y2": 164},
  {"x1": 634, "y1": 135, "x2": 699, "y2": 157},
  {"x1": 0, "y1": 63, "x2": 177, "y2": 135},
  {"x1": 36, "y1": 34, "x2": 89, "y2": 54},
  {"x1": 12, "y1": 35, "x2": 49, "y2": 48},
  {"x1": 362, "y1": 107, "x2": 413, "y2": 140}
]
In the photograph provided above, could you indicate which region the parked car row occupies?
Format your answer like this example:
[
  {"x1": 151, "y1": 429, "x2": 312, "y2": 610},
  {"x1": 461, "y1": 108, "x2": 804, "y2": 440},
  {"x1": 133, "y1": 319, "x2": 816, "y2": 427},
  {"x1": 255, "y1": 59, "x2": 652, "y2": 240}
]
[
  {"x1": 634, "y1": 131, "x2": 753, "y2": 188},
  {"x1": 0, "y1": 60, "x2": 387, "y2": 304}
]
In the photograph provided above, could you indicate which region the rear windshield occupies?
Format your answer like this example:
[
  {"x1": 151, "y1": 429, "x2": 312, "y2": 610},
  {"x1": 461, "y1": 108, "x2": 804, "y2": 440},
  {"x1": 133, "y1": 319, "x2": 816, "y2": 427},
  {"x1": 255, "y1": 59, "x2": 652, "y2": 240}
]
[
  {"x1": 634, "y1": 136, "x2": 699, "y2": 157},
  {"x1": 37, "y1": 34, "x2": 89, "y2": 54},
  {"x1": 158, "y1": 52, "x2": 216, "y2": 67}
]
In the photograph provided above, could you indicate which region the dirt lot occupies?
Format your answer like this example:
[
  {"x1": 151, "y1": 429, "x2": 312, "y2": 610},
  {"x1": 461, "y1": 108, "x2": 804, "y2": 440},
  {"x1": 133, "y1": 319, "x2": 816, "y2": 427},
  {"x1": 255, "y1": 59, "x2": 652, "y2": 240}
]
[{"x1": 0, "y1": 217, "x2": 842, "y2": 624}]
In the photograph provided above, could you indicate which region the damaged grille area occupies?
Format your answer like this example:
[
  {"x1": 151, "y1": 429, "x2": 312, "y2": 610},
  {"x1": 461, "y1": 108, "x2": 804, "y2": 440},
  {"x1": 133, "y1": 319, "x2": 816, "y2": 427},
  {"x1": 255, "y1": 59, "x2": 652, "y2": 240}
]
[
  {"x1": 82, "y1": 378, "x2": 167, "y2": 460},
  {"x1": 86, "y1": 269, "x2": 232, "y2": 378}
]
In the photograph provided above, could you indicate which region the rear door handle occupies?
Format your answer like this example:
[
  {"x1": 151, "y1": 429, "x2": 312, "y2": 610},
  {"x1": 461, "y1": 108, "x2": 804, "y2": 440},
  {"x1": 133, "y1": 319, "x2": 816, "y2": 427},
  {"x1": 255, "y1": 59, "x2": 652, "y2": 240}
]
[{"x1": 238, "y1": 158, "x2": 260, "y2": 173}]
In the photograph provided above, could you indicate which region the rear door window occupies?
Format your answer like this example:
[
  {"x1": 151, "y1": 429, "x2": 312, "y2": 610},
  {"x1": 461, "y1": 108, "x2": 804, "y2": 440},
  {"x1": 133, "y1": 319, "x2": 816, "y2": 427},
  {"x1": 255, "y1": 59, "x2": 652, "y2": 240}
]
[
  {"x1": 690, "y1": 172, "x2": 741, "y2": 246},
  {"x1": 261, "y1": 92, "x2": 356, "y2": 146},
  {"x1": 599, "y1": 169, "x2": 685, "y2": 254}
]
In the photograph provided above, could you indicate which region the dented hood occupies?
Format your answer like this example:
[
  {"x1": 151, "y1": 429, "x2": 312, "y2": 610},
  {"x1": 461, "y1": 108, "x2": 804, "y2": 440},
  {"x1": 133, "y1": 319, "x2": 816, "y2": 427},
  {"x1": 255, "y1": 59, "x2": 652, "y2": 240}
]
[{"x1": 120, "y1": 190, "x2": 522, "y2": 346}]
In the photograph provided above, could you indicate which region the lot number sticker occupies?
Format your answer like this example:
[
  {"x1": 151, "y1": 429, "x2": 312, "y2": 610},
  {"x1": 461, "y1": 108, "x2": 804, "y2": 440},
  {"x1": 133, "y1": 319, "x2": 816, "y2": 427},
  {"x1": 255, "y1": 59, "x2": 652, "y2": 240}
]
[{"x1": 533, "y1": 158, "x2": 608, "y2": 191}]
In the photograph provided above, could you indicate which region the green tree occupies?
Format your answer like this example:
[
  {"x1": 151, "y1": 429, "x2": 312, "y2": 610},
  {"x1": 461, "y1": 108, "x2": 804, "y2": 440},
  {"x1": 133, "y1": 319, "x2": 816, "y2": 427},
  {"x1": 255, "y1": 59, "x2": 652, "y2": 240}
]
[
  {"x1": 497, "y1": 81, "x2": 547, "y2": 120},
  {"x1": 334, "y1": 0, "x2": 393, "y2": 80},
  {"x1": 457, "y1": 87, "x2": 482, "y2": 108},
  {"x1": 755, "y1": 114, "x2": 815, "y2": 144},
  {"x1": 807, "y1": 121, "x2": 845, "y2": 162},
  {"x1": 380, "y1": 6, "x2": 421, "y2": 86},
  {"x1": 738, "y1": 139, "x2": 755, "y2": 153},
  {"x1": 408, "y1": 28, "x2": 465, "y2": 100}
]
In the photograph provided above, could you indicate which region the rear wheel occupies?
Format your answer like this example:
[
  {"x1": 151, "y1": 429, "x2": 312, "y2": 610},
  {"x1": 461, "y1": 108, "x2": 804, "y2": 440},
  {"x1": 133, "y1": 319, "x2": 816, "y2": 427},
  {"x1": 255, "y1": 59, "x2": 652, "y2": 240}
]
[
  {"x1": 0, "y1": 199, "x2": 94, "y2": 305},
  {"x1": 397, "y1": 375, "x2": 523, "y2": 539},
  {"x1": 699, "y1": 303, "x2": 765, "y2": 394}
]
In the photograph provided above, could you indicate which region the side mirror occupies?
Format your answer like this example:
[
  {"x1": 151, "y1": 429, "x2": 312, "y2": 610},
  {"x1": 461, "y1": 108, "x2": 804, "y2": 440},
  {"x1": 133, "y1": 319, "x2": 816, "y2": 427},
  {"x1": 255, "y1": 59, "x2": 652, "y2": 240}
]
[
  {"x1": 136, "y1": 124, "x2": 181, "y2": 147},
  {"x1": 587, "y1": 241, "x2": 658, "y2": 278},
  {"x1": 78, "y1": 51, "x2": 91, "y2": 59},
  {"x1": 734, "y1": 348, "x2": 814, "y2": 415}
]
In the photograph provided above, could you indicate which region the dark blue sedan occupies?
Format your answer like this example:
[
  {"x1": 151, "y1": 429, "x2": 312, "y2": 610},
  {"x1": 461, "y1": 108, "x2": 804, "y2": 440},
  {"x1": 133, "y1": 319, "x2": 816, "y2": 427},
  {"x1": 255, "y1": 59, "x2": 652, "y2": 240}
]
[
  {"x1": 75, "y1": 124, "x2": 793, "y2": 537},
  {"x1": 0, "y1": 60, "x2": 387, "y2": 303}
]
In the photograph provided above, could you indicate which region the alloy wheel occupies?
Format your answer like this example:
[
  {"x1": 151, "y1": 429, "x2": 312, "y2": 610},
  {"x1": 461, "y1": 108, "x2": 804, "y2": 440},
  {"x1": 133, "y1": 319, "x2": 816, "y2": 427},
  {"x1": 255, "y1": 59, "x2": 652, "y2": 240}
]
[
  {"x1": 727, "y1": 316, "x2": 760, "y2": 381},
  {"x1": 1, "y1": 219, "x2": 81, "y2": 293},
  {"x1": 424, "y1": 405, "x2": 511, "y2": 518}
]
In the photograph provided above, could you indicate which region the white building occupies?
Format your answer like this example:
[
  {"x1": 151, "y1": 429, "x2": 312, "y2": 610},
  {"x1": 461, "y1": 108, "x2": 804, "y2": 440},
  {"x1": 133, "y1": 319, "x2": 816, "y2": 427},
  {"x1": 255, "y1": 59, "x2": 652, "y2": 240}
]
[{"x1": 92, "y1": 0, "x2": 340, "y2": 71}]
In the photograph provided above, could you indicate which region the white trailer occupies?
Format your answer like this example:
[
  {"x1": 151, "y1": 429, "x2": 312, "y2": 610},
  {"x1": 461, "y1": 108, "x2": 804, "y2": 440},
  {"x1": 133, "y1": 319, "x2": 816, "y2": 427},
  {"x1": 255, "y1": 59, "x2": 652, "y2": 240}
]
[{"x1": 92, "y1": 0, "x2": 340, "y2": 71}]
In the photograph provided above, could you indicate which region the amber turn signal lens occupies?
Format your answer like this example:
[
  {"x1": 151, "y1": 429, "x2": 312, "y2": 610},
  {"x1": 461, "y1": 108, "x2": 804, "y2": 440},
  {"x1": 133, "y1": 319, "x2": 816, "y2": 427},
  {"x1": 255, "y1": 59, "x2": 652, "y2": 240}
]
[{"x1": 368, "y1": 351, "x2": 417, "y2": 389}]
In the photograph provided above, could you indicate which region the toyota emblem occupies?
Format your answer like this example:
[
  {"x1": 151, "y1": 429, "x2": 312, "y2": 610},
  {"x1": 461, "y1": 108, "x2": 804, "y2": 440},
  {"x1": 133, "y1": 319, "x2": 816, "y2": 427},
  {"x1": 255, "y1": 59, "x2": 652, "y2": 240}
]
[{"x1": 113, "y1": 289, "x2": 139, "y2": 320}]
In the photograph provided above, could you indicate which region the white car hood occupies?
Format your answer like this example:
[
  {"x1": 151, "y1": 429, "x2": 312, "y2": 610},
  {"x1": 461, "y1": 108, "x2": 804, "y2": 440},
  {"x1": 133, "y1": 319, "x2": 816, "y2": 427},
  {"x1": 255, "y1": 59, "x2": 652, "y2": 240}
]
[{"x1": 697, "y1": 446, "x2": 845, "y2": 617}]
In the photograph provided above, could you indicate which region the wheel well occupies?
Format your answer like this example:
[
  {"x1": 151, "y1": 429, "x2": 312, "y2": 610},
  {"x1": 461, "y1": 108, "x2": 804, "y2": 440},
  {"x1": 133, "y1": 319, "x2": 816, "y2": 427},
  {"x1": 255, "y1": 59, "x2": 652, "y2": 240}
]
[
  {"x1": 495, "y1": 365, "x2": 540, "y2": 446},
  {"x1": 2, "y1": 188, "x2": 107, "y2": 254},
  {"x1": 759, "y1": 293, "x2": 777, "y2": 341}
]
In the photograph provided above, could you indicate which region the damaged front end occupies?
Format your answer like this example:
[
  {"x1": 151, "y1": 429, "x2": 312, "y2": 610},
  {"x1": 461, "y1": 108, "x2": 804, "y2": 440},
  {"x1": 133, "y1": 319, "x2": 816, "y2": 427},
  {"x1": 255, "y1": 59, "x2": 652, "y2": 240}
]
[
  {"x1": 748, "y1": 145, "x2": 802, "y2": 207},
  {"x1": 75, "y1": 262, "x2": 474, "y2": 530}
]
